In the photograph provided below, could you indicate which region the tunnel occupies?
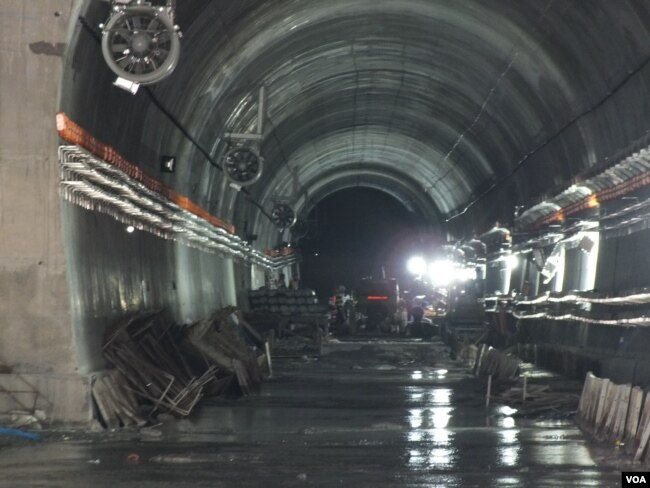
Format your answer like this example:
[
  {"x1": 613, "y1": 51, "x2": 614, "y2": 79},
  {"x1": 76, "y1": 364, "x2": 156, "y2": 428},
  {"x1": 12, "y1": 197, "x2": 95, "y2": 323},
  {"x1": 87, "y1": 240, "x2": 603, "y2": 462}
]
[{"x1": 2, "y1": 0, "x2": 650, "y2": 484}]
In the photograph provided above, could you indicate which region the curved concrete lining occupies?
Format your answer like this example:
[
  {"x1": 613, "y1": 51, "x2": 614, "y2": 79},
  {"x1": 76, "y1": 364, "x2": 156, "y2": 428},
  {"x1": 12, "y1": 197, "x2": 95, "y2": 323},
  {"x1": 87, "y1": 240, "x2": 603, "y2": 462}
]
[{"x1": 2, "y1": 0, "x2": 650, "y2": 421}]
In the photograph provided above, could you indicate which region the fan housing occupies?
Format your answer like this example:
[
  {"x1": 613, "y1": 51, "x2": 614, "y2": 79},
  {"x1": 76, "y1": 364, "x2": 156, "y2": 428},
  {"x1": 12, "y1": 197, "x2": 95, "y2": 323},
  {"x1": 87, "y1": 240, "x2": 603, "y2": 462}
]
[
  {"x1": 224, "y1": 146, "x2": 263, "y2": 186},
  {"x1": 101, "y1": 5, "x2": 180, "y2": 85}
]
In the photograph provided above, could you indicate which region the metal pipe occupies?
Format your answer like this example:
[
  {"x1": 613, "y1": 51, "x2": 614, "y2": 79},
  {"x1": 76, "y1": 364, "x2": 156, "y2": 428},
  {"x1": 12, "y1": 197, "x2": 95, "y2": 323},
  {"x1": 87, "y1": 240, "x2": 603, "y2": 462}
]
[
  {"x1": 224, "y1": 133, "x2": 264, "y2": 141},
  {"x1": 257, "y1": 85, "x2": 266, "y2": 135}
]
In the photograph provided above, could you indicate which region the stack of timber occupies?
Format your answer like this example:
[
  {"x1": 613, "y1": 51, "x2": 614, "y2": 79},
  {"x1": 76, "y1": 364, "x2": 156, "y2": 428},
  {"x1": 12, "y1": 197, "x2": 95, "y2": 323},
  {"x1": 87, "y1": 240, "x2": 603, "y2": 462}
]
[
  {"x1": 577, "y1": 372, "x2": 650, "y2": 464},
  {"x1": 95, "y1": 309, "x2": 264, "y2": 427}
]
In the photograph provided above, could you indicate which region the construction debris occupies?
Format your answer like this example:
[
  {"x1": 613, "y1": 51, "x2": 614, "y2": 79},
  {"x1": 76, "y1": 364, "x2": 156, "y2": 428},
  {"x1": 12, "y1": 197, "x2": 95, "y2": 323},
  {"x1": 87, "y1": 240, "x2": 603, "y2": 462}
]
[
  {"x1": 473, "y1": 344, "x2": 520, "y2": 380},
  {"x1": 496, "y1": 382, "x2": 580, "y2": 417},
  {"x1": 94, "y1": 309, "x2": 266, "y2": 428},
  {"x1": 467, "y1": 343, "x2": 579, "y2": 417}
]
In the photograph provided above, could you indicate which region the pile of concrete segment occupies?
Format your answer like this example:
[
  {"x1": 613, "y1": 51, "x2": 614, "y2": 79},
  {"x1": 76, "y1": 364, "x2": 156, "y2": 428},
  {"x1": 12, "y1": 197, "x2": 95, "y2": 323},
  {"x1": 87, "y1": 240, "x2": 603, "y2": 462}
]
[
  {"x1": 94, "y1": 308, "x2": 268, "y2": 428},
  {"x1": 248, "y1": 288, "x2": 324, "y2": 315}
]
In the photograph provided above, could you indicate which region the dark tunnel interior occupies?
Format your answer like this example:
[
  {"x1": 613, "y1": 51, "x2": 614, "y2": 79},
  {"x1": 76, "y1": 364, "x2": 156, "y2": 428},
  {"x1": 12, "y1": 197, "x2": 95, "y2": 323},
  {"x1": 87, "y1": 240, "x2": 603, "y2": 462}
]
[
  {"x1": 4, "y1": 5, "x2": 650, "y2": 481},
  {"x1": 55, "y1": 0, "x2": 650, "y2": 374},
  {"x1": 298, "y1": 187, "x2": 430, "y2": 300}
]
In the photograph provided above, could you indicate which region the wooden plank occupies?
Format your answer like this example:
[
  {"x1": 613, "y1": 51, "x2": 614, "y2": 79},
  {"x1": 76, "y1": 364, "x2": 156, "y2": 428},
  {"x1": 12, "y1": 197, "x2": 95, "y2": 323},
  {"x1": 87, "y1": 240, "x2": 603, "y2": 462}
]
[
  {"x1": 625, "y1": 386, "x2": 644, "y2": 454},
  {"x1": 634, "y1": 395, "x2": 650, "y2": 462},
  {"x1": 587, "y1": 377, "x2": 604, "y2": 428},
  {"x1": 610, "y1": 384, "x2": 631, "y2": 441},
  {"x1": 594, "y1": 379, "x2": 611, "y2": 434},
  {"x1": 577, "y1": 372, "x2": 595, "y2": 423},
  {"x1": 598, "y1": 384, "x2": 621, "y2": 441},
  {"x1": 92, "y1": 377, "x2": 118, "y2": 428}
]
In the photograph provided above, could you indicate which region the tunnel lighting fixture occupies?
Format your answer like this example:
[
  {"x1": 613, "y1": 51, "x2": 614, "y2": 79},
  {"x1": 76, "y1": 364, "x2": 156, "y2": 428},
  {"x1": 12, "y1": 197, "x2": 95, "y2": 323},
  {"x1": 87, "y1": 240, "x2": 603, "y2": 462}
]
[
  {"x1": 126, "y1": 225, "x2": 135, "y2": 233},
  {"x1": 57, "y1": 145, "x2": 296, "y2": 271},
  {"x1": 406, "y1": 256, "x2": 427, "y2": 275},
  {"x1": 160, "y1": 155, "x2": 176, "y2": 173}
]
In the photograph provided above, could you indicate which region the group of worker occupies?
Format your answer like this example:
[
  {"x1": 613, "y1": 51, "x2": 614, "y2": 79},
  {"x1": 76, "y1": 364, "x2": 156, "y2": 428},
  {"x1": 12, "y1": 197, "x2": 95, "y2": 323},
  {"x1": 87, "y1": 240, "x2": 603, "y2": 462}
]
[{"x1": 327, "y1": 285, "x2": 437, "y2": 338}]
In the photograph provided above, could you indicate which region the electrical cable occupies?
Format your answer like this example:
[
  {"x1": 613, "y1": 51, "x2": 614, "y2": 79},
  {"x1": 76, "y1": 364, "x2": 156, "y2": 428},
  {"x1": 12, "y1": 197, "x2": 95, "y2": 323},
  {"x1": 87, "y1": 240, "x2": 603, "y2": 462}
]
[
  {"x1": 77, "y1": 14, "x2": 275, "y2": 224},
  {"x1": 447, "y1": 51, "x2": 650, "y2": 222},
  {"x1": 512, "y1": 310, "x2": 650, "y2": 327}
]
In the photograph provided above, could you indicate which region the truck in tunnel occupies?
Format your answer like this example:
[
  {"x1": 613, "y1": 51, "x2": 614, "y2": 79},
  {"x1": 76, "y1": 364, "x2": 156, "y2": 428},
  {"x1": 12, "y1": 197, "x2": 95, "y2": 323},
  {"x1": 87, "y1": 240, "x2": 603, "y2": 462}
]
[
  {"x1": 1, "y1": 0, "x2": 650, "y2": 485},
  {"x1": 356, "y1": 278, "x2": 400, "y2": 331}
]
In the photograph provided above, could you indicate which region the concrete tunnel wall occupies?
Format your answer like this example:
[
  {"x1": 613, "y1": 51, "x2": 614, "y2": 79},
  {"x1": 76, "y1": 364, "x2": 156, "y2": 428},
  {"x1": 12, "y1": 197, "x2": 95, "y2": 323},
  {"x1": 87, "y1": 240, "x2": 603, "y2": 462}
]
[
  {"x1": 58, "y1": 1, "x2": 247, "y2": 375},
  {"x1": 1, "y1": 0, "x2": 650, "y2": 422}
]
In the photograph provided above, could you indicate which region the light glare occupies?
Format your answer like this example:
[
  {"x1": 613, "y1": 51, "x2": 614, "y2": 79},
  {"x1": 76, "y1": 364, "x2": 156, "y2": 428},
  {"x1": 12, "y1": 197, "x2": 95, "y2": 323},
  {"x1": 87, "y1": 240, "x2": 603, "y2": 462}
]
[
  {"x1": 429, "y1": 260, "x2": 454, "y2": 286},
  {"x1": 407, "y1": 256, "x2": 427, "y2": 275},
  {"x1": 505, "y1": 254, "x2": 519, "y2": 270}
]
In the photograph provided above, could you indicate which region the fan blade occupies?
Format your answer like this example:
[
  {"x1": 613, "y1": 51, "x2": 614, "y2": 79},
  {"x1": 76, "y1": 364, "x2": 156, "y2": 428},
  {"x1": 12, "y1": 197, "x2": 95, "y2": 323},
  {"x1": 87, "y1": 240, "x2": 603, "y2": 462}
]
[{"x1": 111, "y1": 43, "x2": 129, "y2": 54}]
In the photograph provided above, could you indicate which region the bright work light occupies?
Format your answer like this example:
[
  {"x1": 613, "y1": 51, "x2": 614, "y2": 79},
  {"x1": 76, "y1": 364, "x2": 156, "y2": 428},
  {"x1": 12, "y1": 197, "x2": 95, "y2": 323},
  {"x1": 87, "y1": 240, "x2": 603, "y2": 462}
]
[
  {"x1": 407, "y1": 256, "x2": 427, "y2": 275},
  {"x1": 429, "y1": 260, "x2": 455, "y2": 286}
]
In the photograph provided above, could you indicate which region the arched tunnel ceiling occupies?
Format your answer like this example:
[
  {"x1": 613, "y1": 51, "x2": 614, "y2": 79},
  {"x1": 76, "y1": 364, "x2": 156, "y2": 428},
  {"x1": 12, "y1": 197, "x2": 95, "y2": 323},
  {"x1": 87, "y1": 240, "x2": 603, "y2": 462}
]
[
  {"x1": 69, "y1": 0, "x2": 650, "y2": 243},
  {"x1": 165, "y1": 0, "x2": 575, "y2": 219},
  {"x1": 259, "y1": 129, "x2": 481, "y2": 215}
]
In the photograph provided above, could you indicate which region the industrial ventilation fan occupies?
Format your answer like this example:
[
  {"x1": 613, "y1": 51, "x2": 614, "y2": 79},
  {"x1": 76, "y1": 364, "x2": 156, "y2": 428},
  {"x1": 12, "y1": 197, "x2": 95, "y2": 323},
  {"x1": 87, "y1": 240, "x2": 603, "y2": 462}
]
[
  {"x1": 101, "y1": 1, "x2": 181, "y2": 85},
  {"x1": 224, "y1": 146, "x2": 263, "y2": 186},
  {"x1": 290, "y1": 220, "x2": 309, "y2": 240},
  {"x1": 271, "y1": 203, "x2": 297, "y2": 229}
]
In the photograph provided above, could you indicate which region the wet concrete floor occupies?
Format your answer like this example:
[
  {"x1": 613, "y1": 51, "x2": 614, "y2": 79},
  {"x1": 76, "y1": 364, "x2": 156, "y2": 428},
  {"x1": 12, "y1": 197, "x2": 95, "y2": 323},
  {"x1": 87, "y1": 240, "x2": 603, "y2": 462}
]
[{"x1": 0, "y1": 339, "x2": 629, "y2": 487}]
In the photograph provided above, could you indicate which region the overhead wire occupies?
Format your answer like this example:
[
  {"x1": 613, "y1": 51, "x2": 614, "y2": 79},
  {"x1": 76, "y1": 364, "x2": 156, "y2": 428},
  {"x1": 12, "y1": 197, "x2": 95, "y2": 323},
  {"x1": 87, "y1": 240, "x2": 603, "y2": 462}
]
[
  {"x1": 77, "y1": 14, "x2": 275, "y2": 223},
  {"x1": 447, "y1": 28, "x2": 650, "y2": 222}
]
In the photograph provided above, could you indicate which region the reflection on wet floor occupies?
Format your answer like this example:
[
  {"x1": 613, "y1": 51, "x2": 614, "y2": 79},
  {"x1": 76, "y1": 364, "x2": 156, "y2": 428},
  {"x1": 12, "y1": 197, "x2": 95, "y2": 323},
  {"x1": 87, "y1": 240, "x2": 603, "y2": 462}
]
[{"x1": 0, "y1": 339, "x2": 625, "y2": 487}]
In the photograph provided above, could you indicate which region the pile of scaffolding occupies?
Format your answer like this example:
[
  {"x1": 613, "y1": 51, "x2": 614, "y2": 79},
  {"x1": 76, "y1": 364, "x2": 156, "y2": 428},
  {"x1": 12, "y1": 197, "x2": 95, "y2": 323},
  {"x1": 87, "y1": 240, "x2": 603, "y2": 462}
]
[{"x1": 93, "y1": 308, "x2": 267, "y2": 428}]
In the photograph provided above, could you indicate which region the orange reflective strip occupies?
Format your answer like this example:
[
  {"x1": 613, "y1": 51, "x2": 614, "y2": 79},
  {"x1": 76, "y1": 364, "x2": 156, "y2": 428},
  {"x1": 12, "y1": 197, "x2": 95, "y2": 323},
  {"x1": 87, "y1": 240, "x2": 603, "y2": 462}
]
[{"x1": 56, "y1": 112, "x2": 236, "y2": 235}]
